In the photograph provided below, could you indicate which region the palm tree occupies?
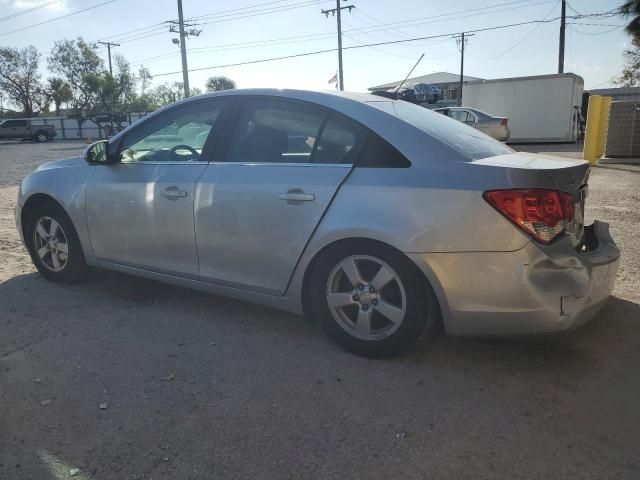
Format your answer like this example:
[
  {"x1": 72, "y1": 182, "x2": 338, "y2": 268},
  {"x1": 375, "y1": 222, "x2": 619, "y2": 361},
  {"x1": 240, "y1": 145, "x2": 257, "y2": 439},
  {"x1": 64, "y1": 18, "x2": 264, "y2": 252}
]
[
  {"x1": 47, "y1": 77, "x2": 72, "y2": 116},
  {"x1": 621, "y1": 1, "x2": 640, "y2": 39},
  {"x1": 205, "y1": 76, "x2": 236, "y2": 92}
]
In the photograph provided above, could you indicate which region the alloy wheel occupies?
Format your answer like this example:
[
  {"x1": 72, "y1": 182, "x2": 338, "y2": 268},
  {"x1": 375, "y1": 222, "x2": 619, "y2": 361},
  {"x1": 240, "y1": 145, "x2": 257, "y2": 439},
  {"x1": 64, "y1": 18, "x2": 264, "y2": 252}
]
[
  {"x1": 326, "y1": 255, "x2": 407, "y2": 341},
  {"x1": 33, "y1": 216, "x2": 69, "y2": 272}
]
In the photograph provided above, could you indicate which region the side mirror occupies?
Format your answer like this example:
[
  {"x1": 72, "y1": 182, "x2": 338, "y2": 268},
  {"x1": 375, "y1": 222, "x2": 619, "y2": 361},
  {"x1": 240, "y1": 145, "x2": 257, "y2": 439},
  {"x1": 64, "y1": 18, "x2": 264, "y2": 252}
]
[{"x1": 84, "y1": 140, "x2": 117, "y2": 164}]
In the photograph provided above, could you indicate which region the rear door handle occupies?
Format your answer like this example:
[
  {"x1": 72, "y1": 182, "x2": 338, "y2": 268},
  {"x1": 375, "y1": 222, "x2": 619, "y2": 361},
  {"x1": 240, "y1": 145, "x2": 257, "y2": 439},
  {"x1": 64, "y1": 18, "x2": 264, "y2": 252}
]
[
  {"x1": 161, "y1": 186, "x2": 188, "y2": 200},
  {"x1": 278, "y1": 189, "x2": 315, "y2": 203}
]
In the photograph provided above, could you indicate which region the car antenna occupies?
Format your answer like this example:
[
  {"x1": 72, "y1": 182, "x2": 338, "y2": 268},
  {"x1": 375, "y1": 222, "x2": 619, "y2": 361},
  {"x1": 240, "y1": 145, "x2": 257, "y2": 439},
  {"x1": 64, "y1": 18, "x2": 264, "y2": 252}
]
[{"x1": 393, "y1": 53, "x2": 425, "y2": 97}]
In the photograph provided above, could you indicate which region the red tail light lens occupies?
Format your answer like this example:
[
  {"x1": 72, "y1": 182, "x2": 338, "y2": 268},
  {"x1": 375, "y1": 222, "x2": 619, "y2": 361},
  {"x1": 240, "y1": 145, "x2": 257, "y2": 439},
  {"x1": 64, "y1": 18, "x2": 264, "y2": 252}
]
[
  {"x1": 483, "y1": 189, "x2": 575, "y2": 244},
  {"x1": 500, "y1": 118, "x2": 508, "y2": 127}
]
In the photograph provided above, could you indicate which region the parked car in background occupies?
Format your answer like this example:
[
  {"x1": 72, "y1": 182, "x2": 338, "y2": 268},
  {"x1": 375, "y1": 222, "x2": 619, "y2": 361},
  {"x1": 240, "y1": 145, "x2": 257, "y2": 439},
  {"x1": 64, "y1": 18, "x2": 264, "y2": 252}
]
[
  {"x1": 434, "y1": 107, "x2": 510, "y2": 142},
  {"x1": 0, "y1": 119, "x2": 56, "y2": 142},
  {"x1": 15, "y1": 89, "x2": 618, "y2": 357}
]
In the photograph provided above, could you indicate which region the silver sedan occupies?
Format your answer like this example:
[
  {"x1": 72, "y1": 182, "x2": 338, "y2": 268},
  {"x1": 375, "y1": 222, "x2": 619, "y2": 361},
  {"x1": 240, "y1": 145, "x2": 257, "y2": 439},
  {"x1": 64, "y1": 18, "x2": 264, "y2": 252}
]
[
  {"x1": 15, "y1": 89, "x2": 619, "y2": 357},
  {"x1": 434, "y1": 107, "x2": 511, "y2": 142}
]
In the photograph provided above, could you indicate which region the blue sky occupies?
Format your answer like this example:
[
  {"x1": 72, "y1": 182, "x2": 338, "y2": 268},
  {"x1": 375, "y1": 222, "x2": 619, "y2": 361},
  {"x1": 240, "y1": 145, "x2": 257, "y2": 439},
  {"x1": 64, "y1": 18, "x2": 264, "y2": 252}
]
[{"x1": 0, "y1": 0, "x2": 629, "y2": 92}]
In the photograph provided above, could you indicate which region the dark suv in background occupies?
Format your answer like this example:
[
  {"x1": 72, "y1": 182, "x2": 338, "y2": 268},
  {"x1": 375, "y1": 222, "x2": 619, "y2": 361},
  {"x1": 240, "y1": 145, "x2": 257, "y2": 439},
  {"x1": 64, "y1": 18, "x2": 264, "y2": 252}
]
[{"x1": 0, "y1": 119, "x2": 56, "y2": 142}]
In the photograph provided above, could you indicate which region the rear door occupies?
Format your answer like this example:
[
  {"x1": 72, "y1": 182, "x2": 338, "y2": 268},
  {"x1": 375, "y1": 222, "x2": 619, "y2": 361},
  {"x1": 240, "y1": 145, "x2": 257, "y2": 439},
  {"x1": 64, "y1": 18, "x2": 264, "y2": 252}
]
[{"x1": 195, "y1": 96, "x2": 365, "y2": 295}]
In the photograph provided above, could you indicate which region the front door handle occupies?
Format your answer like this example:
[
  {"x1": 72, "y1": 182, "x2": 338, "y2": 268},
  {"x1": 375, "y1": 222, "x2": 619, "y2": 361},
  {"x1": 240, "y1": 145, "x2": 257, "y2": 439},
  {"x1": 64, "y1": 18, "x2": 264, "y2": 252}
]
[
  {"x1": 278, "y1": 189, "x2": 315, "y2": 204},
  {"x1": 161, "y1": 186, "x2": 188, "y2": 200}
]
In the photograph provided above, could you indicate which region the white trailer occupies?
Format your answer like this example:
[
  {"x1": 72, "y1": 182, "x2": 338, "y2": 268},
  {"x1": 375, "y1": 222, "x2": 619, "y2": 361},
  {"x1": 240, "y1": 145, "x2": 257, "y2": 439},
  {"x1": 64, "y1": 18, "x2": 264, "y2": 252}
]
[{"x1": 462, "y1": 73, "x2": 584, "y2": 143}]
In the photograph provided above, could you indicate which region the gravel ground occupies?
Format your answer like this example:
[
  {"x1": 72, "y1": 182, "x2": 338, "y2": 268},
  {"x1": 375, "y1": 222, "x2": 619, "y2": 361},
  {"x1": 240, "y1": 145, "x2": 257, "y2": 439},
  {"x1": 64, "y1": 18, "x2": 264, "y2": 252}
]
[{"x1": 1, "y1": 140, "x2": 639, "y2": 480}]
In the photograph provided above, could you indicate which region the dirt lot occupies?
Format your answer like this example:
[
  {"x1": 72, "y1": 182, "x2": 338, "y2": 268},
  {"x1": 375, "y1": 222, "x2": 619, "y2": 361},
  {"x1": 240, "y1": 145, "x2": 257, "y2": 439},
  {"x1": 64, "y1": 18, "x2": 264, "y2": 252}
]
[{"x1": 1, "y1": 140, "x2": 639, "y2": 480}]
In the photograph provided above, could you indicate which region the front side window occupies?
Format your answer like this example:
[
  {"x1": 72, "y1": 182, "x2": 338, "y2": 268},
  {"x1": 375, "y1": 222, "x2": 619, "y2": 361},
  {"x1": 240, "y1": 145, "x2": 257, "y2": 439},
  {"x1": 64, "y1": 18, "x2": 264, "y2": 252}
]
[
  {"x1": 118, "y1": 100, "x2": 224, "y2": 163},
  {"x1": 2, "y1": 120, "x2": 26, "y2": 127},
  {"x1": 226, "y1": 98, "x2": 325, "y2": 164}
]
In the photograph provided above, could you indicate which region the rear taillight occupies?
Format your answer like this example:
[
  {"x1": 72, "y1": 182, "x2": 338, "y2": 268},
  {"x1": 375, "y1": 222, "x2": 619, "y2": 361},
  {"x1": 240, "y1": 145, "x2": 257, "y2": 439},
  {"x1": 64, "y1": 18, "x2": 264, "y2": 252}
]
[
  {"x1": 500, "y1": 118, "x2": 508, "y2": 127},
  {"x1": 483, "y1": 189, "x2": 575, "y2": 244}
]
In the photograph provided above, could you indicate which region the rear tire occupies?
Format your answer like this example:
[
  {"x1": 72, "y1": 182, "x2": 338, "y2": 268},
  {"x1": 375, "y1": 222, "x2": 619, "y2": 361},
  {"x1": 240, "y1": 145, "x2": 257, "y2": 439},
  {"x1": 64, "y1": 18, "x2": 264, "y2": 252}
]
[
  {"x1": 310, "y1": 241, "x2": 433, "y2": 358},
  {"x1": 35, "y1": 131, "x2": 49, "y2": 142},
  {"x1": 24, "y1": 201, "x2": 88, "y2": 284}
]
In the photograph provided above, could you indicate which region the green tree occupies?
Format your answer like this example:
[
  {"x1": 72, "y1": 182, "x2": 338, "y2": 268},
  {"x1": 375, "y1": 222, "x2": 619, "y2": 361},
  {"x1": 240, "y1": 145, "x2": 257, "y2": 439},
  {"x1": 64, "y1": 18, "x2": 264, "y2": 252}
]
[
  {"x1": 91, "y1": 55, "x2": 138, "y2": 114},
  {"x1": 617, "y1": 3, "x2": 640, "y2": 86},
  {"x1": 148, "y1": 81, "x2": 186, "y2": 107},
  {"x1": 0, "y1": 45, "x2": 48, "y2": 116},
  {"x1": 47, "y1": 37, "x2": 104, "y2": 116},
  {"x1": 205, "y1": 75, "x2": 236, "y2": 92},
  {"x1": 47, "y1": 77, "x2": 72, "y2": 115},
  {"x1": 138, "y1": 66, "x2": 152, "y2": 95},
  {"x1": 621, "y1": 1, "x2": 640, "y2": 39}
]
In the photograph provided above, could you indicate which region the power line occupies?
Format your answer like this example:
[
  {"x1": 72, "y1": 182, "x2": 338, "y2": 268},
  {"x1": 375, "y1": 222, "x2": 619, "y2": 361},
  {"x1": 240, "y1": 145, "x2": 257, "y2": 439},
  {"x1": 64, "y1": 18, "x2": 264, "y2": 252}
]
[
  {"x1": 103, "y1": 0, "x2": 537, "y2": 47},
  {"x1": 468, "y1": 0, "x2": 560, "y2": 61},
  {"x1": 191, "y1": 0, "x2": 326, "y2": 23},
  {"x1": 185, "y1": 0, "x2": 294, "y2": 21},
  {"x1": 150, "y1": 16, "x2": 572, "y2": 78},
  {"x1": 0, "y1": 0, "x2": 116, "y2": 38},
  {"x1": 95, "y1": 23, "x2": 167, "y2": 43},
  {"x1": 131, "y1": 31, "x2": 337, "y2": 66},
  {"x1": 0, "y1": 0, "x2": 63, "y2": 23},
  {"x1": 98, "y1": 0, "x2": 328, "y2": 45},
  {"x1": 568, "y1": 24, "x2": 623, "y2": 35},
  {"x1": 198, "y1": 0, "x2": 327, "y2": 26}
]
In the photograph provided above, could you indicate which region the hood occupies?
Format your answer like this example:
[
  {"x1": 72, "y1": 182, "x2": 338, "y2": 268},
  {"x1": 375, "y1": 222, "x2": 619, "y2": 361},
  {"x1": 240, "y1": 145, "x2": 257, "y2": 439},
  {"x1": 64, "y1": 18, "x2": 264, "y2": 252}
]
[
  {"x1": 472, "y1": 152, "x2": 590, "y2": 193},
  {"x1": 37, "y1": 156, "x2": 84, "y2": 171}
]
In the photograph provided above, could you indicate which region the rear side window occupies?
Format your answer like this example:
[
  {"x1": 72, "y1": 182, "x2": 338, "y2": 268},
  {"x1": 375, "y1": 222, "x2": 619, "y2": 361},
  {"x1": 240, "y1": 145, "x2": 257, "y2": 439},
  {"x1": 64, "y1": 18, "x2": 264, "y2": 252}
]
[
  {"x1": 226, "y1": 98, "x2": 325, "y2": 164},
  {"x1": 357, "y1": 133, "x2": 411, "y2": 168},
  {"x1": 390, "y1": 101, "x2": 512, "y2": 160},
  {"x1": 314, "y1": 115, "x2": 362, "y2": 165}
]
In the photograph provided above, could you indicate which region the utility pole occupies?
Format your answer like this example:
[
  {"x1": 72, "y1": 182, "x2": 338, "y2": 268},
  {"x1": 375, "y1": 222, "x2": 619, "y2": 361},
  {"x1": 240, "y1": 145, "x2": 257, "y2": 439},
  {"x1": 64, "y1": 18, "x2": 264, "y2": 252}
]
[
  {"x1": 322, "y1": 1, "x2": 354, "y2": 91},
  {"x1": 176, "y1": 0, "x2": 189, "y2": 97},
  {"x1": 167, "y1": 1, "x2": 202, "y2": 98},
  {"x1": 97, "y1": 41, "x2": 120, "y2": 76},
  {"x1": 454, "y1": 33, "x2": 473, "y2": 107},
  {"x1": 558, "y1": 0, "x2": 566, "y2": 74}
]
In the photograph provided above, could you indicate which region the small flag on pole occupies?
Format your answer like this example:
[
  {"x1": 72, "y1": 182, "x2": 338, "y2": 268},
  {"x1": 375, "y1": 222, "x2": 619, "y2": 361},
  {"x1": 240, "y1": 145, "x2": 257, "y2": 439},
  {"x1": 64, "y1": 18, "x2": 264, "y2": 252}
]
[{"x1": 328, "y1": 73, "x2": 337, "y2": 85}]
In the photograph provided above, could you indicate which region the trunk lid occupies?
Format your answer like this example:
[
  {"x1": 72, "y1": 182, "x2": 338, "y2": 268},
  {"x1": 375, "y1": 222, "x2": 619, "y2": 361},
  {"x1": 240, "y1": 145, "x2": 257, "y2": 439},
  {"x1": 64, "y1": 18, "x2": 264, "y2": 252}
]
[
  {"x1": 472, "y1": 152, "x2": 590, "y2": 193},
  {"x1": 474, "y1": 152, "x2": 590, "y2": 246}
]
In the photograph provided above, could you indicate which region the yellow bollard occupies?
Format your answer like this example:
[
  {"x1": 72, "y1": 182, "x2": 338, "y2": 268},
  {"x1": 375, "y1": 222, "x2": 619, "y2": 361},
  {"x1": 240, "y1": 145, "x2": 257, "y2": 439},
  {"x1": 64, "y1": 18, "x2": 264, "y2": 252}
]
[
  {"x1": 596, "y1": 96, "x2": 612, "y2": 159},
  {"x1": 583, "y1": 95, "x2": 603, "y2": 164}
]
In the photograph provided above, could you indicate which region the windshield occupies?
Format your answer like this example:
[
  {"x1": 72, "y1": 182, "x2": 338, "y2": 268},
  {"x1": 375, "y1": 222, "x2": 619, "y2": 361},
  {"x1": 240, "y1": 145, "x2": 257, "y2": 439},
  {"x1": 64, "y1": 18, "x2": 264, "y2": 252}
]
[{"x1": 385, "y1": 101, "x2": 513, "y2": 160}]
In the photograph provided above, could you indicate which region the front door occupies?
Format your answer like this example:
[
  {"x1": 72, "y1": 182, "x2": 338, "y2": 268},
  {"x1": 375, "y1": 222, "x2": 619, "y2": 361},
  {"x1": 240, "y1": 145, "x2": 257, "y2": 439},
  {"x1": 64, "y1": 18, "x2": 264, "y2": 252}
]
[
  {"x1": 85, "y1": 98, "x2": 226, "y2": 278},
  {"x1": 195, "y1": 96, "x2": 365, "y2": 295}
]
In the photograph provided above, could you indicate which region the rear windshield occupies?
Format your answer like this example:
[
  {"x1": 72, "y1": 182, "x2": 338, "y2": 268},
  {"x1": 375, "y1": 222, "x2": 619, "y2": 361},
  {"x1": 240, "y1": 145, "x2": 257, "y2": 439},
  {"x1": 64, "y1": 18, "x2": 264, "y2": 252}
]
[{"x1": 383, "y1": 101, "x2": 512, "y2": 160}]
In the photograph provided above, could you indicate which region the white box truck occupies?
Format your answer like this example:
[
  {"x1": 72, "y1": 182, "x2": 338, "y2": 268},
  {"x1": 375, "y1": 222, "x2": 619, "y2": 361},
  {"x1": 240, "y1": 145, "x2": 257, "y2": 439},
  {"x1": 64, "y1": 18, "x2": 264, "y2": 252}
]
[{"x1": 462, "y1": 73, "x2": 584, "y2": 143}]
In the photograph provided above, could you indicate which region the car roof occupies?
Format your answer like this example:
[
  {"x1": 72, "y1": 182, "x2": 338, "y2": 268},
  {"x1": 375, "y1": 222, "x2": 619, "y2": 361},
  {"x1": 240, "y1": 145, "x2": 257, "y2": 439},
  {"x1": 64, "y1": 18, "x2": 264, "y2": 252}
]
[{"x1": 111, "y1": 88, "x2": 402, "y2": 144}]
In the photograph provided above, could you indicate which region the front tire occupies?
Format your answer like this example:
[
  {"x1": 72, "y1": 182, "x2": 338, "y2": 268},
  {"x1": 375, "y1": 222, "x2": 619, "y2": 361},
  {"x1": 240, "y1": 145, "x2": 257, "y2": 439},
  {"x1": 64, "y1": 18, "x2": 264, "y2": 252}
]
[
  {"x1": 24, "y1": 201, "x2": 88, "y2": 284},
  {"x1": 310, "y1": 241, "x2": 433, "y2": 358}
]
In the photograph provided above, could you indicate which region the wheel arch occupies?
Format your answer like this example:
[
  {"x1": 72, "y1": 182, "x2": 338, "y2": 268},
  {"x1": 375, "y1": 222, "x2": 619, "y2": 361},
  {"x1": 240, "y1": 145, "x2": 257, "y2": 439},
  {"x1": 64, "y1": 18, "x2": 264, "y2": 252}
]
[
  {"x1": 300, "y1": 237, "x2": 446, "y2": 331},
  {"x1": 20, "y1": 193, "x2": 67, "y2": 238}
]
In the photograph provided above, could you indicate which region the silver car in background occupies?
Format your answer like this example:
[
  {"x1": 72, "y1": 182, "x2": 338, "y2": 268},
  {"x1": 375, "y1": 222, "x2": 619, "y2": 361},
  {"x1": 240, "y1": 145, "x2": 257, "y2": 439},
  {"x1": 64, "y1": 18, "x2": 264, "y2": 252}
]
[
  {"x1": 15, "y1": 89, "x2": 618, "y2": 357},
  {"x1": 435, "y1": 106, "x2": 511, "y2": 142}
]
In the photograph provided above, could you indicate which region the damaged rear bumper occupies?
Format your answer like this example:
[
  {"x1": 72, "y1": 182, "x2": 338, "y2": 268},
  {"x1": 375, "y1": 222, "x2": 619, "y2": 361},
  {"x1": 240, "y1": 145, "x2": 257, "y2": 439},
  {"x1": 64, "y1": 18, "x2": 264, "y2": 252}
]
[{"x1": 409, "y1": 221, "x2": 620, "y2": 336}]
